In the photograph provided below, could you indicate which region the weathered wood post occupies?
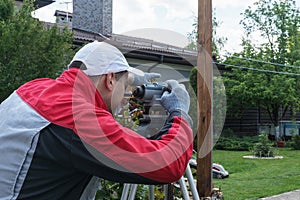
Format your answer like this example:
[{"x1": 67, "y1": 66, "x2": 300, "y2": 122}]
[{"x1": 197, "y1": 0, "x2": 213, "y2": 198}]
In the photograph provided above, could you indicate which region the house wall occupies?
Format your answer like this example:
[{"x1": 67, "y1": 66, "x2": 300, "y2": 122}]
[
  {"x1": 224, "y1": 106, "x2": 300, "y2": 139},
  {"x1": 127, "y1": 58, "x2": 193, "y2": 83}
]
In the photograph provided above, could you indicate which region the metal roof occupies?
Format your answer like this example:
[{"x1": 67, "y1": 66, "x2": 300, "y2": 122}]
[
  {"x1": 41, "y1": 21, "x2": 197, "y2": 66},
  {"x1": 42, "y1": 10, "x2": 197, "y2": 65},
  {"x1": 72, "y1": 28, "x2": 197, "y2": 66}
]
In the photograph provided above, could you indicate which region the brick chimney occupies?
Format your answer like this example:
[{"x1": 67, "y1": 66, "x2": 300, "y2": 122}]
[{"x1": 73, "y1": 0, "x2": 112, "y2": 36}]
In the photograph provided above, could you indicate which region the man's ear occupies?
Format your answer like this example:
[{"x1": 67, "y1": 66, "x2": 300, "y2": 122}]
[{"x1": 104, "y1": 72, "x2": 115, "y2": 91}]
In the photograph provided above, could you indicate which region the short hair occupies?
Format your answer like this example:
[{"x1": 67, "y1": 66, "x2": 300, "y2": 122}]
[{"x1": 114, "y1": 71, "x2": 128, "y2": 81}]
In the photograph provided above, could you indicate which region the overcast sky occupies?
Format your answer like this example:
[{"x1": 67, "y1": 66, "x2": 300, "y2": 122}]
[{"x1": 34, "y1": 0, "x2": 300, "y2": 55}]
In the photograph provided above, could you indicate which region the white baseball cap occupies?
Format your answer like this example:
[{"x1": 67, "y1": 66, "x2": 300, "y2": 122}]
[{"x1": 69, "y1": 41, "x2": 144, "y2": 76}]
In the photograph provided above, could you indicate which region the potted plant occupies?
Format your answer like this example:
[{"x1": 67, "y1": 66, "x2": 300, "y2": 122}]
[{"x1": 276, "y1": 137, "x2": 285, "y2": 148}]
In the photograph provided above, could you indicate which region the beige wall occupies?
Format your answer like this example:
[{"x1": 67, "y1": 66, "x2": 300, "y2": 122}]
[{"x1": 127, "y1": 58, "x2": 193, "y2": 83}]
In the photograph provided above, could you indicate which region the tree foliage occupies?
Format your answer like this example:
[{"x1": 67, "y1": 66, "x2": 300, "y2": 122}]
[
  {"x1": 224, "y1": 0, "x2": 300, "y2": 127},
  {"x1": 0, "y1": 0, "x2": 13, "y2": 21},
  {"x1": 189, "y1": 66, "x2": 227, "y2": 137},
  {"x1": 241, "y1": 0, "x2": 300, "y2": 65},
  {"x1": 186, "y1": 9, "x2": 227, "y2": 56},
  {"x1": 0, "y1": 0, "x2": 75, "y2": 102}
]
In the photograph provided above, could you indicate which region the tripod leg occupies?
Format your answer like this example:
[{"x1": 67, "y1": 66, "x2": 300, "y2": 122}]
[
  {"x1": 121, "y1": 183, "x2": 131, "y2": 200},
  {"x1": 164, "y1": 184, "x2": 174, "y2": 200},
  {"x1": 148, "y1": 185, "x2": 155, "y2": 200},
  {"x1": 128, "y1": 184, "x2": 138, "y2": 200},
  {"x1": 186, "y1": 165, "x2": 200, "y2": 200},
  {"x1": 178, "y1": 177, "x2": 190, "y2": 200}
]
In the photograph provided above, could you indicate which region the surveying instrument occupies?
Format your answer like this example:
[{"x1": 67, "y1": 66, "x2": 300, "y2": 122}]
[{"x1": 120, "y1": 83, "x2": 200, "y2": 200}]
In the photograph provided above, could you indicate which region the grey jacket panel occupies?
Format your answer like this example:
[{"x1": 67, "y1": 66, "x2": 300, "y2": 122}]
[{"x1": 0, "y1": 92, "x2": 50, "y2": 199}]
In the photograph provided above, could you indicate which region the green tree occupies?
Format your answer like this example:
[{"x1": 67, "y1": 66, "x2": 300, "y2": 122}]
[
  {"x1": 224, "y1": 0, "x2": 300, "y2": 129},
  {"x1": 0, "y1": 0, "x2": 75, "y2": 102},
  {"x1": 186, "y1": 9, "x2": 227, "y2": 56},
  {"x1": 0, "y1": 0, "x2": 13, "y2": 21},
  {"x1": 241, "y1": 0, "x2": 300, "y2": 65},
  {"x1": 287, "y1": 29, "x2": 300, "y2": 66},
  {"x1": 189, "y1": 65, "x2": 227, "y2": 141}
]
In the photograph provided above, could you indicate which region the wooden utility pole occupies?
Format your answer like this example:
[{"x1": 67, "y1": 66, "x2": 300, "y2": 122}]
[{"x1": 197, "y1": 0, "x2": 213, "y2": 198}]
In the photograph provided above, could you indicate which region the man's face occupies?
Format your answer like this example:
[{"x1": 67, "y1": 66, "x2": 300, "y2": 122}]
[{"x1": 111, "y1": 72, "x2": 129, "y2": 114}]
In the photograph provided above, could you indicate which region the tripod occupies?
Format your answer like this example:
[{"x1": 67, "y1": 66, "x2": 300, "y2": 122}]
[{"x1": 120, "y1": 160, "x2": 199, "y2": 200}]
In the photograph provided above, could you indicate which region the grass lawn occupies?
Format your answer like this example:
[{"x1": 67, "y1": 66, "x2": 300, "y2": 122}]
[{"x1": 211, "y1": 149, "x2": 300, "y2": 199}]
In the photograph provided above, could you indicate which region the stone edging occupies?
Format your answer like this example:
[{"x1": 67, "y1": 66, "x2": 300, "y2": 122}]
[{"x1": 243, "y1": 155, "x2": 283, "y2": 159}]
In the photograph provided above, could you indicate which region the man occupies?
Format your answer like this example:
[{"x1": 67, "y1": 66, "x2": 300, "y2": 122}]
[{"x1": 0, "y1": 41, "x2": 193, "y2": 199}]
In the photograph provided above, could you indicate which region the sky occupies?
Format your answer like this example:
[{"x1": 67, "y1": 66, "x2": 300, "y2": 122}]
[{"x1": 33, "y1": 0, "x2": 300, "y2": 55}]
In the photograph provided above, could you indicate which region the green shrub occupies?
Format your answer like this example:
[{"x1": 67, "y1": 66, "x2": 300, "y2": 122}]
[
  {"x1": 96, "y1": 180, "x2": 123, "y2": 199},
  {"x1": 214, "y1": 136, "x2": 258, "y2": 151},
  {"x1": 290, "y1": 134, "x2": 300, "y2": 150},
  {"x1": 251, "y1": 133, "x2": 274, "y2": 157}
]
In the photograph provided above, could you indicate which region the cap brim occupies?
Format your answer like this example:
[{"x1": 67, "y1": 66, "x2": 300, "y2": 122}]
[{"x1": 128, "y1": 67, "x2": 144, "y2": 76}]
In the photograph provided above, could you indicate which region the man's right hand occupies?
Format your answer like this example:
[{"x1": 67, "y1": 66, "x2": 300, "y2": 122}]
[{"x1": 161, "y1": 80, "x2": 190, "y2": 114}]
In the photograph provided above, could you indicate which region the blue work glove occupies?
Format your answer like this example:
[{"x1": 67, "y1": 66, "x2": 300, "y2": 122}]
[
  {"x1": 131, "y1": 72, "x2": 161, "y2": 86},
  {"x1": 161, "y1": 80, "x2": 192, "y2": 126}
]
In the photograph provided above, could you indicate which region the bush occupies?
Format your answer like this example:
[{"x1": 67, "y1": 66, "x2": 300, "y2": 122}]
[
  {"x1": 251, "y1": 133, "x2": 274, "y2": 157},
  {"x1": 290, "y1": 134, "x2": 300, "y2": 150},
  {"x1": 214, "y1": 135, "x2": 258, "y2": 151},
  {"x1": 0, "y1": 1, "x2": 74, "y2": 101}
]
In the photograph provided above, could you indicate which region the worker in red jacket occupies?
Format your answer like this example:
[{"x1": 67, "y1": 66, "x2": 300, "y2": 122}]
[{"x1": 0, "y1": 41, "x2": 193, "y2": 199}]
